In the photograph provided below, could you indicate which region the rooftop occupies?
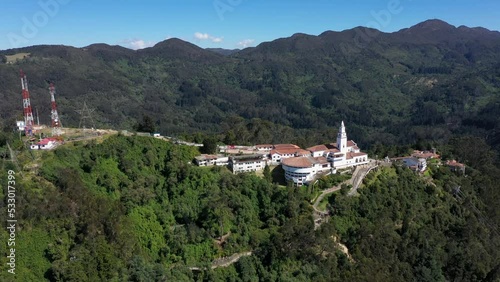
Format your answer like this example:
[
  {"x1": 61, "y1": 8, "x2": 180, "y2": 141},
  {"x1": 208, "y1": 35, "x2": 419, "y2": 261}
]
[
  {"x1": 37, "y1": 138, "x2": 59, "y2": 145},
  {"x1": 256, "y1": 144, "x2": 273, "y2": 148},
  {"x1": 446, "y1": 160, "x2": 465, "y2": 167},
  {"x1": 273, "y1": 144, "x2": 300, "y2": 150},
  {"x1": 412, "y1": 150, "x2": 440, "y2": 159},
  {"x1": 307, "y1": 144, "x2": 329, "y2": 152},
  {"x1": 271, "y1": 148, "x2": 304, "y2": 155},
  {"x1": 346, "y1": 152, "x2": 367, "y2": 159},
  {"x1": 232, "y1": 154, "x2": 265, "y2": 163},
  {"x1": 282, "y1": 156, "x2": 329, "y2": 168},
  {"x1": 295, "y1": 149, "x2": 312, "y2": 156},
  {"x1": 195, "y1": 154, "x2": 220, "y2": 161}
]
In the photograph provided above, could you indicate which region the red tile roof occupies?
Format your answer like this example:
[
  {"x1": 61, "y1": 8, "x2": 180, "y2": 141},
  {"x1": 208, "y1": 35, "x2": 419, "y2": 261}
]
[
  {"x1": 327, "y1": 143, "x2": 340, "y2": 150},
  {"x1": 307, "y1": 144, "x2": 328, "y2": 152},
  {"x1": 347, "y1": 140, "x2": 357, "y2": 147},
  {"x1": 282, "y1": 156, "x2": 329, "y2": 168},
  {"x1": 315, "y1": 156, "x2": 329, "y2": 164},
  {"x1": 282, "y1": 157, "x2": 314, "y2": 168},
  {"x1": 295, "y1": 149, "x2": 312, "y2": 156},
  {"x1": 273, "y1": 144, "x2": 300, "y2": 149},
  {"x1": 271, "y1": 148, "x2": 304, "y2": 156},
  {"x1": 37, "y1": 138, "x2": 58, "y2": 145},
  {"x1": 446, "y1": 160, "x2": 465, "y2": 167},
  {"x1": 346, "y1": 152, "x2": 368, "y2": 160}
]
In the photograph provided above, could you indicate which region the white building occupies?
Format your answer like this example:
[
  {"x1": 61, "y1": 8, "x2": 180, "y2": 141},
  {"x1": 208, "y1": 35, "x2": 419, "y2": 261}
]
[
  {"x1": 326, "y1": 121, "x2": 368, "y2": 169},
  {"x1": 30, "y1": 138, "x2": 59, "y2": 150},
  {"x1": 270, "y1": 144, "x2": 310, "y2": 165},
  {"x1": 282, "y1": 156, "x2": 332, "y2": 186},
  {"x1": 229, "y1": 154, "x2": 266, "y2": 174},
  {"x1": 16, "y1": 121, "x2": 25, "y2": 131},
  {"x1": 282, "y1": 121, "x2": 369, "y2": 185},
  {"x1": 402, "y1": 157, "x2": 427, "y2": 173},
  {"x1": 255, "y1": 144, "x2": 273, "y2": 152},
  {"x1": 194, "y1": 154, "x2": 229, "y2": 167}
]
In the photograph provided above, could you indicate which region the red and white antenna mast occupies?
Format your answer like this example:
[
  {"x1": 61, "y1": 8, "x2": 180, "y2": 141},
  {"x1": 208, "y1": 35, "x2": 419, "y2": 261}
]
[
  {"x1": 20, "y1": 70, "x2": 34, "y2": 136},
  {"x1": 49, "y1": 83, "x2": 62, "y2": 136}
]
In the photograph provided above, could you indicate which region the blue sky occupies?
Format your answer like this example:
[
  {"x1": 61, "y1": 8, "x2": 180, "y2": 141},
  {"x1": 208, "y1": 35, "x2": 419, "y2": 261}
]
[{"x1": 1, "y1": 0, "x2": 499, "y2": 51}]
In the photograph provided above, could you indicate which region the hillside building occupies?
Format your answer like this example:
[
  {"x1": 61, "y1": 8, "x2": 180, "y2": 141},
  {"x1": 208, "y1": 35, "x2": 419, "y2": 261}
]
[
  {"x1": 402, "y1": 157, "x2": 427, "y2": 173},
  {"x1": 255, "y1": 144, "x2": 273, "y2": 152},
  {"x1": 446, "y1": 160, "x2": 465, "y2": 173},
  {"x1": 16, "y1": 121, "x2": 25, "y2": 131},
  {"x1": 282, "y1": 121, "x2": 369, "y2": 185},
  {"x1": 195, "y1": 154, "x2": 229, "y2": 167},
  {"x1": 411, "y1": 150, "x2": 440, "y2": 160},
  {"x1": 229, "y1": 154, "x2": 267, "y2": 174},
  {"x1": 282, "y1": 156, "x2": 332, "y2": 185},
  {"x1": 270, "y1": 146, "x2": 310, "y2": 165},
  {"x1": 30, "y1": 138, "x2": 60, "y2": 150}
]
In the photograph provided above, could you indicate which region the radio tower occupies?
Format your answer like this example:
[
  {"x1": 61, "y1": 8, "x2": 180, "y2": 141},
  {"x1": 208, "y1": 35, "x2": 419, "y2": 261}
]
[
  {"x1": 49, "y1": 83, "x2": 62, "y2": 136},
  {"x1": 20, "y1": 70, "x2": 34, "y2": 136}
]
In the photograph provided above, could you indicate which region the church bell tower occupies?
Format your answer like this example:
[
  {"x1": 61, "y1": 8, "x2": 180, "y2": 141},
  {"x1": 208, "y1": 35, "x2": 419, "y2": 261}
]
[{"x1": 337, "y1": 121, "x2": 348, "y2": 152}]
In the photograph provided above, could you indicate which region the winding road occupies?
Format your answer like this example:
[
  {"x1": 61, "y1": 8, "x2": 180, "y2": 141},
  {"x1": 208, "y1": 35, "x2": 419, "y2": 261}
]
[{"x1": 313, "y1": 161, "x2": 379, "y2": 229}]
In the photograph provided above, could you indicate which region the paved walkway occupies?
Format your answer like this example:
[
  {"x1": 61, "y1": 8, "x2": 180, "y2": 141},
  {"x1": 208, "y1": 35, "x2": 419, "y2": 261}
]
[
  {"x1": 348, "y1": 162, "x2": 378, "y2": 196},
  {"x1": 313, "y1": 161, "x2": 379, "y2": 229}
]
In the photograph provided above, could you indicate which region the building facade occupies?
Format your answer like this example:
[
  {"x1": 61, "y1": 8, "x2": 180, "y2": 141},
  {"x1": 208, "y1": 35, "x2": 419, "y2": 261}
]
[
  {"x1": 282, "y1": 156, "x2": 332, "y2": 186},
  {"x1": 30, "y1": 138, "x2": 59, "y2": 150},
  {"x1": 194, "y1": 154, "x2": 229, "y2": 167},
  {"x1": 282, "y1": 121, "x2": 369, "y2": 185},
  {"x1": 229, "y1": 154, "x2": 267, "y2": 174}
]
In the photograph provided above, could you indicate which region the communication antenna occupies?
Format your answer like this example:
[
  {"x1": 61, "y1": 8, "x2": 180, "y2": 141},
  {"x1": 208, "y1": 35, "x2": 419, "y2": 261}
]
[
  {"x1": 49, "y1": 83, "x2": 63, "y2": 136},
  {"x1": 20, "y1": 70, "x2": 34, "y2": 136}
]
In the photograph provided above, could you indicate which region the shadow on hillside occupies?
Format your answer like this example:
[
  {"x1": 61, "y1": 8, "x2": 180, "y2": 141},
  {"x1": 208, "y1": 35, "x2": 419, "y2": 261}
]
[{"x1": 271, "y1": 165, "x2": 287, "y2": 186}]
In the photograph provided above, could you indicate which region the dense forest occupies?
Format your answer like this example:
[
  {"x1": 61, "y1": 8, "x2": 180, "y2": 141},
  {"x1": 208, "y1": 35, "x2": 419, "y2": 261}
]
[
  {"x1": 0, "y1": 134, "x2": 499, "y2": 281},
  {"x1": 0, "y1": 20, "x2": 500, "y2": 152}
]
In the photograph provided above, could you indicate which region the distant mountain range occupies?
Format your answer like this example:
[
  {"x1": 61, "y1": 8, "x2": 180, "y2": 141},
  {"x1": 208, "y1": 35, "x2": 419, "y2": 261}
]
[
  {"x1": 206, "y1": 48, "x2": 241, "y2": 56},
  {"x1": 1, "y1": 19, "x2": 499, "y2": 149}
]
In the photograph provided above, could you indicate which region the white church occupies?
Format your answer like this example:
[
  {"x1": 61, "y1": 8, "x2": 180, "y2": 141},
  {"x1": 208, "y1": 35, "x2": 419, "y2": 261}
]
[{"x1": 282, "y1": 121, "x2": 369, "y2": 185}]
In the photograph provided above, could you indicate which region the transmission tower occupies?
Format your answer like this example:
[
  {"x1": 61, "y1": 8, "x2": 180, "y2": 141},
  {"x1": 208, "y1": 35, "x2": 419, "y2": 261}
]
[
  {"x1": 49, "y1": 83, "x2": 63, "y2": 136},
  {"x1": 76, "y1": 101, "x2": 96, "y2": 135},
  {"x1": 20, "y1": 70, "x2": 34, "y2": 136}
]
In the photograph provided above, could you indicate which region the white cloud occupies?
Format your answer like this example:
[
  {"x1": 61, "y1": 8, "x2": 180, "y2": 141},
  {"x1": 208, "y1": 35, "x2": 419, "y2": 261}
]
[
  {"x1": 194, "y1": 32, "x2": 223, "y2": 43},
  {"x1": 194, "y1": 32, "x2": 210, "y2": 40},
  {"x1": 121, "y1": 39, "x2": 156, "y2": 50},
  {"x1": 212, "y1": 37, "x2": 223, "y2": 43},
  {"x1": 237, "y1": 39, "x2": 255, "y2": 48}
]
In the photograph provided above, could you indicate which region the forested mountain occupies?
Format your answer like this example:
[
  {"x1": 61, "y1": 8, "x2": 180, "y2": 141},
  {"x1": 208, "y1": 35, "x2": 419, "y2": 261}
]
[
  {"x1": 0, "y1": 134, "x2": 499, "y2": 281},
  {"x1": 0, "y1": 20, "x2": 500, "y2": 280},
  {"x1": 1, "y1": 19, "x2": 499, "y2": 151}
]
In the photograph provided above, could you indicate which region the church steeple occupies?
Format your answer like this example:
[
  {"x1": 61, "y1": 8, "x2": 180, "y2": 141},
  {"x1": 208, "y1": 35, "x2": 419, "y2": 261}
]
[{"x1": 337, "y1": 121, "x2": 348, "y2": 152}]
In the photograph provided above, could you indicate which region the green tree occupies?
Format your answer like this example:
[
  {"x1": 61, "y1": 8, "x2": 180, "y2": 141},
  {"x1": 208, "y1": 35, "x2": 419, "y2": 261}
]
[
  {"x1": 340, "y1": 183, "x2": 349, "y2": 195},
  {"x1": 201, "y1": 136, "x2": 218, "y2": 154},
  {"x1": 135, "y1": 114, "x2": 156, "y2": 133},
  {"x1": 263, "y1": 165, "x2": 272, "y2": 183}
]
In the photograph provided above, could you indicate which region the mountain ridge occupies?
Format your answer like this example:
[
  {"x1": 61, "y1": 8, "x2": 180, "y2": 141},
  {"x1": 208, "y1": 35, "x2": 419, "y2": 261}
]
[{"x1": 1, "y1": 19, "x2": 499, "y2": 151}]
